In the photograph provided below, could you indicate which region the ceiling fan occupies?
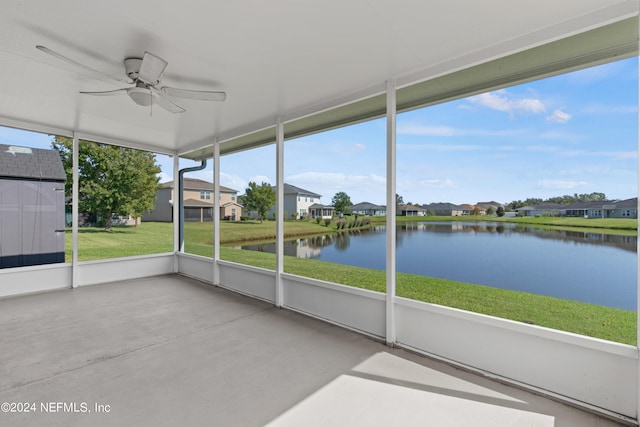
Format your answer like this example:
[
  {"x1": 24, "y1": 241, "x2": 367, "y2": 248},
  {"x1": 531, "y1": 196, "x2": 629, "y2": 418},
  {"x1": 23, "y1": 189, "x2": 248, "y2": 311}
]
[{"x1": 36, "y1": 45, "x2": 226, "y2": 113}]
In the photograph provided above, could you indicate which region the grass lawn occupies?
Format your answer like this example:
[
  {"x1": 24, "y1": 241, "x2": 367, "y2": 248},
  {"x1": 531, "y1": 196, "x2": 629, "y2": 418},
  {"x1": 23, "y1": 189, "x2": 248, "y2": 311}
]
[{"x1": 65, "y1": 220, "x2": 637, "y2": 345}]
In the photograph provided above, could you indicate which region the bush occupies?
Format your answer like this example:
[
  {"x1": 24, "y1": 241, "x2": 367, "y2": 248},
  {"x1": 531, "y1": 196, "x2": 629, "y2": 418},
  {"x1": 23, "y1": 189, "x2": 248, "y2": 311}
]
[
  {"x1": 316, "y1": 217, "x2": 321, "y2": 224},
  {"x1": 324, "y1": 218, "x2": 332, "y2": 226}
]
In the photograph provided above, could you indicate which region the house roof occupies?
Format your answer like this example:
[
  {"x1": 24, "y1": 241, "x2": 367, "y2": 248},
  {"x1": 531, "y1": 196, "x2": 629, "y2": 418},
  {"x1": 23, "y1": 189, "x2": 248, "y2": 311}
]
[
  {"x1": 516, "y1": 203, "x2": 564, "y2": 211},
  {"x1": 221, "y1": 202, "x2": 244, "y2": 208},
  {"x1": 0, "y1": 2, "x2": 635, "y2": 160},
  {"x1": 398, "y1": 204, "x2": 425, "y2": 211},
  {"x1": 424, "y1": 202, "x2": 465, "y2": 210},
  {"x1": 161, "y1": 178, "x2": 237, "y2": 193},
  {"x1": 275, "y1": 183, "x2": 321, "y2": 198},
  {"x1": 309, "y1": 203, "x2": 333, "y2": 209},
  {"x1": 613, "y1": 197, "x2": 637, "y2": 208},
  {"x1": 350, "y1": 202, "x2": 385, "y2": 210},
  {"x1": 0, "y1": 144, "x2": 66, "y2": 181},
  {"x1": 475, "y1": 201, "x2": 504, "y2": 209}
]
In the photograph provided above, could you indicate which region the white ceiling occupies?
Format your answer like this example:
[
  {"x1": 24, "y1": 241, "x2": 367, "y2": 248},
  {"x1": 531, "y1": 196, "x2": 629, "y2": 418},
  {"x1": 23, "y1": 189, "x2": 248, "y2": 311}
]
[{"x1": 0, "y1": 0, "x2": 637, "y2": 157}]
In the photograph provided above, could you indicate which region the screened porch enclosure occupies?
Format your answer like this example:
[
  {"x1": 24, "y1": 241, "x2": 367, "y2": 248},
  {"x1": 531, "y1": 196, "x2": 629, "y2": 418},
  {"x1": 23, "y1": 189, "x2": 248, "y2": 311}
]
[{"x1": 0, "y1": 1, "x2": 638, "y2": 424}]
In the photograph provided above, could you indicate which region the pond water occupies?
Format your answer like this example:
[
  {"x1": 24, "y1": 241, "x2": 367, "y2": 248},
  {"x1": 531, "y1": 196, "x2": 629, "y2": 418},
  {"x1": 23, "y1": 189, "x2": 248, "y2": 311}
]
[{"x1": 232, "y1": 222, "x2": 637, "y2": 310}]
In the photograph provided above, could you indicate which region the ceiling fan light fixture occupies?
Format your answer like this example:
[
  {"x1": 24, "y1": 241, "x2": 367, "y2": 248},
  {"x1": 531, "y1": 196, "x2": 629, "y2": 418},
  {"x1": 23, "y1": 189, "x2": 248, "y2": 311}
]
[{"x1": 127, "y1": 87, "x2": 154, "y2": 106}]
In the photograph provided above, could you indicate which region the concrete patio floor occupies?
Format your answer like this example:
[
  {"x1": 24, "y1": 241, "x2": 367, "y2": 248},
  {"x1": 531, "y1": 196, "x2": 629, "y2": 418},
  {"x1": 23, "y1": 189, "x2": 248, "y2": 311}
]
[{"x1": 0, "y1": 274, "x2": 629, "y2": 426}]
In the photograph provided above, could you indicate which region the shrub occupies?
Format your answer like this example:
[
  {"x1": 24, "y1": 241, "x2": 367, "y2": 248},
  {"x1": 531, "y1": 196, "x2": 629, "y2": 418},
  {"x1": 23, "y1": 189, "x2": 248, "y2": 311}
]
[
  {"x1": 316, "y1": 217, "x2": 321, "y2": 224},
  {"x1": 324, "y1": 218, "x2": 332, "y2": 226}
]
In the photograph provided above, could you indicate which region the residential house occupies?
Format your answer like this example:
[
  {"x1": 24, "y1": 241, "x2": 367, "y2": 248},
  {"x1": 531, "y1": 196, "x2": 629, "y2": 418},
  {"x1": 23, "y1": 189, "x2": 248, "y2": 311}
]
[
  {"x1": 475, "y1": 201, "x2": 503, "y2": 214},
  {"x1": 423, "y1": 202, "x2": 469, "y2": 216},
  {"x1": 308, "y1": 203, "x2": 334, "y2": 219},
  {"x1": 397, "y1": 204, "x2": 426, "y2": 216},
  {"x1": 515, "y1": 203, "x2": 564, "y2": 217},
  {"x1": 460, "y1": 204, "x2": 485, "y2": 215},
  {"x1": 143, "y1": 178, "x2": 242, "y2": 222},
  {"x1": 349, "y1": 202, "x2": 386, "y2": 216},
  {"x1": 564, "y1": 198, "x2": 637, "y2": 218},
  {"x1": 515, "y1": 198, "x2": 638, "y2": 218},
  {"x1": 268, "y1": 183, "x2": 322, "y2": 220}
]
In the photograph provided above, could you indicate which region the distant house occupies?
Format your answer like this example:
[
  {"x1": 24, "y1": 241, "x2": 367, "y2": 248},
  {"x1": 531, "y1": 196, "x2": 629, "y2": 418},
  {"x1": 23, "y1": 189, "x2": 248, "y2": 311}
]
[
  {"x1": 564, "y1": 198, "x2": 637, "y2": 219},
  {"x1": 423, "y1": 202, "x2": 469, "y2": 216},
  {"x1": 349, "y1": 202, "x2": 386, "y2": 216},
  {"x1": 515, "y1": 203, "x2": 564, "y2": 217},
  {"x1": 0, "y1": 144, "x2": 66, "y2": 268},
  {"x1": 268, "y1": 183, "x2": 322, "y2": 220},
  {"x1": 475, "y1": 201, "x2": 503, "y2": 214},
  {"x1": 515, "y1": 198, "x2": 637, "y2": 218},
  {"x1": 460, "y1": 204, "x2": 486, "y2": 215},
  {"x1": 142, "y1": 178, "x2": 241, "y2": 222},
  {"x1": 308, "y1": 203, "x2": 334, "y2": 219},
  {"x1": 397, "y1": 204, "x2": 426, "y2": 216}
]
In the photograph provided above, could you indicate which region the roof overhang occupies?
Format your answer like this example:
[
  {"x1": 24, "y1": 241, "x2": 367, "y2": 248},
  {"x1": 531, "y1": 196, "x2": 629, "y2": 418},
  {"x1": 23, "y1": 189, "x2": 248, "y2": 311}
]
[{"x1": 0, "y1": 1, "x2": 636, "y2": 159}]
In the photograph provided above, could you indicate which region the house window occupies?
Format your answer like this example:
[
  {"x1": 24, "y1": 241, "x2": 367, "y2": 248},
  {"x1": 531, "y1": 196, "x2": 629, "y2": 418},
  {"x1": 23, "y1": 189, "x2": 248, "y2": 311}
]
[
  {"x1": 200, "y1": 191, "x2": 211, "y2": 200},
  {"x1": 231, "y1": 195, "x2": 235, "y2": 201}
]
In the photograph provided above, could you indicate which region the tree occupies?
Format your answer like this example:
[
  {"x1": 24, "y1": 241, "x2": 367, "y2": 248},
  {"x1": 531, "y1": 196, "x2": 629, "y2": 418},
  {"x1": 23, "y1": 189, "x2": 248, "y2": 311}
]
[
  {"x1": 52, "y1": 136, "x2": 161, "y2": 231},
  {"x1": 496, "y1": 206, "x2": 505, "y2": 217},
  {"x1": 396, "y1": 194, "x2": 404, "y2": 206},
  {"x1": 331, "y1": 191, "x2": 352, "y2": 215},
  {"x1": 243, "y1": 181, "x2": 276, "y2": 223}
]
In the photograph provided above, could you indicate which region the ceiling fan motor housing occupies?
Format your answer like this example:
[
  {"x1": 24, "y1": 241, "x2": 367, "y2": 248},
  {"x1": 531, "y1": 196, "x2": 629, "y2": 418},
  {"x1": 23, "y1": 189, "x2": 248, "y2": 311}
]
[{"x1": 124, "y1": 58, "x2": 143, "y2": 81}]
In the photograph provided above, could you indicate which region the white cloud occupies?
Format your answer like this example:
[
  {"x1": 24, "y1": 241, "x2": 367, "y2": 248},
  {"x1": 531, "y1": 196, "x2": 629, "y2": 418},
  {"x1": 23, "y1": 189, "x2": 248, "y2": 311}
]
[
  {"x1": 546, "y1": 109, "x2": 571, "y2": 124},
  {"x1": 220, "y1": 172, "x2": 247, "y2": 192},
  {"x1": 397, "y1": 143, "x2": 485, "y2": 151},
  {"x1": 397, "y1": 123, "x2": 525, "y2": 138},
  {"x1": 537, "y1": 179, "x2": 588, "y2": 190},
  {"x1": 419, "y1": 179, "x2": 456, "y2": 189},
  {"x1": 580, "y1": 103, "x2": 638, "y2": 115},
  {"x1": 335, "y1": 143, "x2": 367, "y2": 153},
  {"x1": 467, "y1": 90, "x2": 546, "y2": 115},
  {"x1": 397, "y1": 124, "x2": 457, "y2": 136}
]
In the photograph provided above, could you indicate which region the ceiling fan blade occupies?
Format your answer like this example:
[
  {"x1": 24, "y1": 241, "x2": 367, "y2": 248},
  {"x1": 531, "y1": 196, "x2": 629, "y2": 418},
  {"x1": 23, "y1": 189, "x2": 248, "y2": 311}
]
[
  {"x1": 150, "y1": 87, "x2": 185, "y2": 113},
  {"x1": 161, "y1": 87, "x2": 227, "y2": 101},
  {"x1": 80, "y1": 89, "x2": 128, "y2": 96},
  {"x1": 138, "y1": 52, "x2": 167, "y2": 85},
  {"x1": 36, "y1": 45, "x2": 131, "y2": 84}
]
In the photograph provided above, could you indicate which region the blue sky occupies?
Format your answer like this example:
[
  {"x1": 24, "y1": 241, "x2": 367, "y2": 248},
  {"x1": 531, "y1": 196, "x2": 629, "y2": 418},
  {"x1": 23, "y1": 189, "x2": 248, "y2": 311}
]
[{"x1": 1, "y1": 57, "x2": 637, "y2": 207}]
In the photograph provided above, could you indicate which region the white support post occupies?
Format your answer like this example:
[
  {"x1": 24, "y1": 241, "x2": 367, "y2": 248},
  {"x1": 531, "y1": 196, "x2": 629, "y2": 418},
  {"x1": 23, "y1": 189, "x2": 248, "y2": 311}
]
[
  {"x1": 71, "y1": 133, "x2": 79, "y2": 288},
  {"x1": 213, "y1": 139, "x2": 220, "y2": 285},
  {"x1": 276, "y1": 117, "x2": 285, "y2": 307},
  {"x1": 636, "y1": 29, "x2": 640, "y2": 423},
  {"x1": 172, "y1": 154, "x2": 180, "y2": 272},
  {"x1": 385, "y1": 79, "x2": 397, "y2": 346}
]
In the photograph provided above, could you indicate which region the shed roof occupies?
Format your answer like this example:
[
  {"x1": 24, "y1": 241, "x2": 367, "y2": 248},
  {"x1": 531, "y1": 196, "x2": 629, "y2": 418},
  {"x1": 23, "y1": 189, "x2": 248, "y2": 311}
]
[{"x1": 0, "y1": 144, "x2": 66, "y2": 182}]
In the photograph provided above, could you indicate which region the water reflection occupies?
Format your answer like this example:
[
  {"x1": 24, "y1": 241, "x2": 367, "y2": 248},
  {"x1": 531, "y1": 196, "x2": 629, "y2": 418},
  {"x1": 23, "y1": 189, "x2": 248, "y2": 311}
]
[
  {"x1": 229, "y1": 221, "x2": 637, "y2": 309},
  {"x1": 398, "y1": 222, "x2": 636, "y2": 253}
]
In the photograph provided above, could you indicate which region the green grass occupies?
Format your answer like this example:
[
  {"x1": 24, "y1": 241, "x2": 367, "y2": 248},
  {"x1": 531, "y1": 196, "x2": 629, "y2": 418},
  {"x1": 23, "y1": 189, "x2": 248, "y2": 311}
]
[
  {"x1": 237, "y1": 248, "x2": 636, "y2": 345},
  {"x1": 65, "y1": 220, "x2": 637, "y2": 345}
]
